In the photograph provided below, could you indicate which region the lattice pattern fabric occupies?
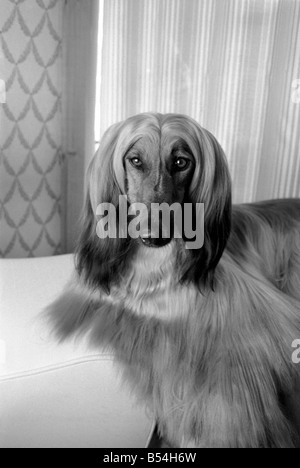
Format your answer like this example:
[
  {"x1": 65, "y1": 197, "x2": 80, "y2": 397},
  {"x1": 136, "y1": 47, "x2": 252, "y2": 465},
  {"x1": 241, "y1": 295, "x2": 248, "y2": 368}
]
[{"x1": 0, "y1": 0, "x2": 63, "y2": 258}]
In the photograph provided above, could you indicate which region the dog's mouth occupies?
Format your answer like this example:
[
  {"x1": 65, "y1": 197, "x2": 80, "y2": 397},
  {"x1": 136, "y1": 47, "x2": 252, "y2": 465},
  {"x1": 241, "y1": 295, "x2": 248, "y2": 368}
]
[
  {"x1": 140, "y1": 235, "x2": 172, "y2": 248},
  {"x1": 139, "y1": 225, "x2": 173, "y2": 247}
]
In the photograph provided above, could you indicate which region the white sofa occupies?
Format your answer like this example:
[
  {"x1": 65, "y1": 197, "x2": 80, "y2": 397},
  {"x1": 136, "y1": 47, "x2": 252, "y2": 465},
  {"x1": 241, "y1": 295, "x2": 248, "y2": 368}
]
[{"x1": 0, "y1": 254, "x2": 154, "y2": 448}]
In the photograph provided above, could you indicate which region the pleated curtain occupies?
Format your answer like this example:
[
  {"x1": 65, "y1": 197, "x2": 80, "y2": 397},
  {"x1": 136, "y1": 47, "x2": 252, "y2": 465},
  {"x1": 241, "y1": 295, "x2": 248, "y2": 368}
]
[{"x1": 97, "y1": 0, "x2": 300, "y2": 205}]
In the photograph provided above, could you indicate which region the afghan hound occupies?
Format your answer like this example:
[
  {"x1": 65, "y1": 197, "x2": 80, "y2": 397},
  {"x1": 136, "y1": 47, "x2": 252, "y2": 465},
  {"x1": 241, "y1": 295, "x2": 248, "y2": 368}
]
[{"x1": 47, "y1": 113, "x2": 300, "y2": 448}]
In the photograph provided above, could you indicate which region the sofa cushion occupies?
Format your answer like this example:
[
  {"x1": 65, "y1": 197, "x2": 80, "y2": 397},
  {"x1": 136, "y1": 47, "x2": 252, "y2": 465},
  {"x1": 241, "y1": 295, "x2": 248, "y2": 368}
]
[{"x1": 0, "y1": 254, "x2": 153, "y2": 448}]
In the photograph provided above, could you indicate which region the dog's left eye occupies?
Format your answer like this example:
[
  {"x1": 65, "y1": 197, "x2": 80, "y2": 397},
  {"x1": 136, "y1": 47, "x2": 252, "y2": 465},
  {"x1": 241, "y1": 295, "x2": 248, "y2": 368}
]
[
  {"x1": 174, "y1": 157, "x2": 190, "y2": 171},
  {"x1": 130, "y1": 157, "x2": 142, "y2": 168}
]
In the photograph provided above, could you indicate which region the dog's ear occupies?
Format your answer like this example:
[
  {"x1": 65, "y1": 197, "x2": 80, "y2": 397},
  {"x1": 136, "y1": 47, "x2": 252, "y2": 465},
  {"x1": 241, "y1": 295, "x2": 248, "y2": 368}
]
[
  {"x1": 180, "y1": 125, "x2": 232, "y2": 289},
  {"x1": 76, "y1": 122, "x2": 135, "y2": 293}
]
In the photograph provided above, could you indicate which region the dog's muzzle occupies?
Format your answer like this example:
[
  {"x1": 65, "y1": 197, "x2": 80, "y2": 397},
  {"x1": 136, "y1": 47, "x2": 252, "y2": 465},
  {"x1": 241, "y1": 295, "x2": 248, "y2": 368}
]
[{"x1": 137, "y1": 208, "x2": 175, "y2": 248}]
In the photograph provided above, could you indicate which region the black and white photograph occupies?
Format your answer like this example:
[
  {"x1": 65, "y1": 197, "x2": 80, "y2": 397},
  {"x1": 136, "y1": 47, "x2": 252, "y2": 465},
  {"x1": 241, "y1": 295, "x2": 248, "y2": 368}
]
[{"x1": 0, "y1": 0, "x2": 300, "y2": 451}]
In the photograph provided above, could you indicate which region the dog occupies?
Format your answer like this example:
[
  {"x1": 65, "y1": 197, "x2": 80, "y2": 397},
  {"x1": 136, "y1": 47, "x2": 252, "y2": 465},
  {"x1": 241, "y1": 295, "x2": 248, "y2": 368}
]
[{"x1": 46, "y1": 112, "x2": 300, "y2": 447}]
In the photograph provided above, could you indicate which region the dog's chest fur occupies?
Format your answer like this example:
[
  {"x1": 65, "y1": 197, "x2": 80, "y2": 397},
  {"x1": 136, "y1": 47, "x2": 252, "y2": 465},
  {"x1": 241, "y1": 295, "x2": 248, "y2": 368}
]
[
  {"x1": 110, "y1": 242, "x2": 196, "y2": 321},
  {"x1": 107, "y1": 243, "x2": 203, "y2": 445}
]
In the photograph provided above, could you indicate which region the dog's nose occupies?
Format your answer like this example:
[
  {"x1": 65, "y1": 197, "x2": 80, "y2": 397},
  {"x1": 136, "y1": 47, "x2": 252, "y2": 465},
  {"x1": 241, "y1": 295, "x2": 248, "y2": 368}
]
[{"x1": 141, "y1": 236, "x2": 172, "y2": 248}]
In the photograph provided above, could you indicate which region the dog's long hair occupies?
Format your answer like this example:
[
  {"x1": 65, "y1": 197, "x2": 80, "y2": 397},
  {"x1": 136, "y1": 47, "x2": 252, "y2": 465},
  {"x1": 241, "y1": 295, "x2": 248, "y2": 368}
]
[{"x1": 47, "y1": 113, "x2": 300, "y2": 447}]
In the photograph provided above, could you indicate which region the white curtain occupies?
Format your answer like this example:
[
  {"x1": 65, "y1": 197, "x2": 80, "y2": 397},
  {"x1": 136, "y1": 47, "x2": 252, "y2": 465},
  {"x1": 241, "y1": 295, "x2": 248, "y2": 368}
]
[{"x1": 96, "y1": 0, "x2": 300, "y2": 204}]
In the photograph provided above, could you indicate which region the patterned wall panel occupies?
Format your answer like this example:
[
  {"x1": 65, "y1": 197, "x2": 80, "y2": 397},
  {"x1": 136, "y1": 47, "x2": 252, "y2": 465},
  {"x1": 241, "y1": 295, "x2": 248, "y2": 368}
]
[{"x1": 0, "y1": 0, "x2": 63, "y2": 258}]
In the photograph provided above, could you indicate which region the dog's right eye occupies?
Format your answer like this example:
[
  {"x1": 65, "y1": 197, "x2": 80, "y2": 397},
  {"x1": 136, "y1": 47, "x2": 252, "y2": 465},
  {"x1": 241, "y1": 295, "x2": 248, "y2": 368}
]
[{"x1": 130, "y1": 157, "x2": 142, "y2": 168}]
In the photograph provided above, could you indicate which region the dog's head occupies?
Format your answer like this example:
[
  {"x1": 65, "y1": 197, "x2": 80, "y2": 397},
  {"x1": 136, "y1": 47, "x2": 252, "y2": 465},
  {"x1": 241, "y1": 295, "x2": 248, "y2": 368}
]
[{"x1": 77, "y1": 113, "x2": 231, "y2": 291}]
